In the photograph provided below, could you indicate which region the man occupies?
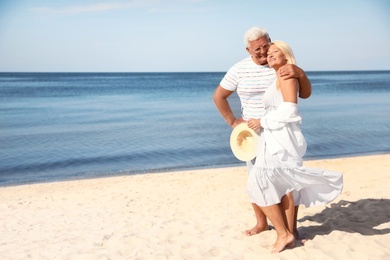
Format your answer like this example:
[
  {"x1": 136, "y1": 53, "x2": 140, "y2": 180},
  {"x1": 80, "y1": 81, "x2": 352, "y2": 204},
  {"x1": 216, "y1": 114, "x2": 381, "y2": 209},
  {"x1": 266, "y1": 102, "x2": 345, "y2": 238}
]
[{"x1": 212, "y1": 26, "x2": 311, "y2": 237}]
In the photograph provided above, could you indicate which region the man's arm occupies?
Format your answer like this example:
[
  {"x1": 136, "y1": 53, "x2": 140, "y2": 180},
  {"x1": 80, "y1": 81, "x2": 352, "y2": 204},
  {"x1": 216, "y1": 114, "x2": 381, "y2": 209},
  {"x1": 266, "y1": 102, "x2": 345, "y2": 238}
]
[
  {"x1": 212, "y1": 85, "x2": 243, "y2": 128},
  {"x1": 296, "y1": 69, "x2": 312, "y2": 99},
  {"x1": 279, "y1": 64, "x2": 312, "y2": 99}
]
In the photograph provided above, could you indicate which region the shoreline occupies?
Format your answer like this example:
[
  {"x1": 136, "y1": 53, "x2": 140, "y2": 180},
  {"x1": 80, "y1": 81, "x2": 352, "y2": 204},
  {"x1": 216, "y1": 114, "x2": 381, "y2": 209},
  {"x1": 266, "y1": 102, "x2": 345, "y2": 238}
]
[
  {"x1": 2, "y1": 151, "x2": 389, "y2": 187},
  {"x1": 1, "y1": 154, "x2": 389, "y2": 258}
]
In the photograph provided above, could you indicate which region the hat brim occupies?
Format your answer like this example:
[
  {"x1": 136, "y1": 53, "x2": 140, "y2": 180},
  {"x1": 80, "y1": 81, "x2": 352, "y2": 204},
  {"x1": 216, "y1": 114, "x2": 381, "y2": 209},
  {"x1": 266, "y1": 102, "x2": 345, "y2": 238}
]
[{"x1": 230, "y1": 123, "x2": 258, "y2": 161}]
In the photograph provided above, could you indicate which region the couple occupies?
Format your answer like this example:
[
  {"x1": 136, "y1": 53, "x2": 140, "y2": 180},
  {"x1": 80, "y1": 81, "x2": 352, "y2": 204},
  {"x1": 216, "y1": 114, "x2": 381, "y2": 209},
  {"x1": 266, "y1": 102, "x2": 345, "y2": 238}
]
[{"x1": 213, "y1": 26, "x2": 343, "y2": 253}]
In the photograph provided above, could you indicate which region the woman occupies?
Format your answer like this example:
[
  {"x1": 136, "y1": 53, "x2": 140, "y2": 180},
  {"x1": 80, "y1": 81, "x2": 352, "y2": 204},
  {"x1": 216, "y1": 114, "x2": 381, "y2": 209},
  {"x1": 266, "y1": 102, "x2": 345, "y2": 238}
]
[{"x1": 247, "y1": 41, "x2": 343, "y2": 253}]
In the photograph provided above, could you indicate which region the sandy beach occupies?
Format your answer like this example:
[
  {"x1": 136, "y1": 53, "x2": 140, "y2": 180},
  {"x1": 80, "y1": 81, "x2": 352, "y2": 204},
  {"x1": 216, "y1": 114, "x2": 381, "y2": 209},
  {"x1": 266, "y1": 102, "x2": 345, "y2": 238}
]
[{"x1": 1, "y1": 154, "x2": 389, "y2": 259}]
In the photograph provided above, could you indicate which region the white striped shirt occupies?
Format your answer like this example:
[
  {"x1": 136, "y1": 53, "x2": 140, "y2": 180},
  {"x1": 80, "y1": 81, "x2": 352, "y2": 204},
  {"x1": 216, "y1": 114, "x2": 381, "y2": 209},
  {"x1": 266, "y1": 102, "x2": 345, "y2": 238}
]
[{"x1": 220, "y1": 57, "x2": 276, "y2": 120}]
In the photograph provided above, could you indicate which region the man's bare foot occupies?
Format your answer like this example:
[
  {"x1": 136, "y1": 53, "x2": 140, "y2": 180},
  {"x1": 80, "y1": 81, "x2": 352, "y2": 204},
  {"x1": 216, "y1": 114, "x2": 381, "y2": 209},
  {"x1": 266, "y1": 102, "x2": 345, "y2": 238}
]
[
  {"x1": 293, "y1": 228, "x2": 301, "y2": 240},
  {"x1": 244, "y1": 223, "x2": 269, "y2": 236},
  {"x1": 271, "y1": 233, "x2": 295, "y2": 253},
  {"x1": 293, "y1": 229, "x2": 308, "y2": 244}
]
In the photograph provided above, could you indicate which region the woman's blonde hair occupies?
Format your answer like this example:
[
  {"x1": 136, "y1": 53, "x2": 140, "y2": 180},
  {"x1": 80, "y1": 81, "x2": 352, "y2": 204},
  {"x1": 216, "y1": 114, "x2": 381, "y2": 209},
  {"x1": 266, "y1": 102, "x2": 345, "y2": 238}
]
[{"x1": 271, "y1": 41, "x2": 296, "y2": 65}]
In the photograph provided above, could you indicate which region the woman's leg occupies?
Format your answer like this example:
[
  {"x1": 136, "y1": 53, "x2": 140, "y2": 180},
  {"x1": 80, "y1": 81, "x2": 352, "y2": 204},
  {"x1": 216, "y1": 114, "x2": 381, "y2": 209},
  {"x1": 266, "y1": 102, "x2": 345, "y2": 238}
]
[
  {"x1": 280, "y1": 192, "x2": 295, "y2": 234},
  {"x1": 260, "y1": 204, "x2": 295, "y2": 253}
]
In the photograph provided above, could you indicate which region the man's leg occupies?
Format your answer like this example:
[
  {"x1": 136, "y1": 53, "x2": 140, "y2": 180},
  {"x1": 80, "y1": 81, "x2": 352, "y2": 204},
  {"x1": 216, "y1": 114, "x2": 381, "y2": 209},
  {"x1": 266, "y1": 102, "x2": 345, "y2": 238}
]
[
  {"x1": 244, "y1": 203, "x2": 269, "y2": 236},
  {"x1": 293, "y1": 205, "x2": 301, "y2": 240},
  {"x1": 292, "y1": 191, "x2": 301, "y2": 240},
  {"x1": 244, "y1": 158, "x2": 269, "y2": 236}
]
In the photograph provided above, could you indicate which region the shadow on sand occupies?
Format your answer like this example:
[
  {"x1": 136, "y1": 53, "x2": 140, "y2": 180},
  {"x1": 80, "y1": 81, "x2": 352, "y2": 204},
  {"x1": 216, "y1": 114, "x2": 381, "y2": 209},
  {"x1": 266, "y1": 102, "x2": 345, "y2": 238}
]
[{"x1": 298, "y1": 199, "x2": 390, "y2": 239}]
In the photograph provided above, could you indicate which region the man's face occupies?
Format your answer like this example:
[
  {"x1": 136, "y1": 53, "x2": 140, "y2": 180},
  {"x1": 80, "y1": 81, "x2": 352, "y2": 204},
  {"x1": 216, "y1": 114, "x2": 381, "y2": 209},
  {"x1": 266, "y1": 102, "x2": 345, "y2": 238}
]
[{"x1": 246, "y1": 36, "x2": 271, "y2": 65}]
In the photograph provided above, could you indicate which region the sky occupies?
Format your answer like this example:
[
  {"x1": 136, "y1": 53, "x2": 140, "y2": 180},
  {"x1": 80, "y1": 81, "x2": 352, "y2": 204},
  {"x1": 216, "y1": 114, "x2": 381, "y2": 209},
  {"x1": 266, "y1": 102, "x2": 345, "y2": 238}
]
[{"x1": 0, "y1": 0, "x2": 389, "y2": 72}]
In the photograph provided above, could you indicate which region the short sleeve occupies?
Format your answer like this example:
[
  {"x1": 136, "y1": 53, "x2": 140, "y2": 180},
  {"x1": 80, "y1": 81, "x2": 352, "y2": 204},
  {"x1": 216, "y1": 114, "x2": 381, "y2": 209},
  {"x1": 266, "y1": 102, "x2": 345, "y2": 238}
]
[{"x1": 220, "y1": 65, "x2": 239, "y2": 91}]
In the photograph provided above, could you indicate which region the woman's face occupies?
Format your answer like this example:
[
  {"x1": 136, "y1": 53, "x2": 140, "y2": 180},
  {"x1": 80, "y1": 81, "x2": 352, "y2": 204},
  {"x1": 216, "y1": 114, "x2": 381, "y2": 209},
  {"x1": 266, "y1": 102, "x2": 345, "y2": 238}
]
[{"x1": 267, "y1": 45, "x2": 287, "y2": 69}]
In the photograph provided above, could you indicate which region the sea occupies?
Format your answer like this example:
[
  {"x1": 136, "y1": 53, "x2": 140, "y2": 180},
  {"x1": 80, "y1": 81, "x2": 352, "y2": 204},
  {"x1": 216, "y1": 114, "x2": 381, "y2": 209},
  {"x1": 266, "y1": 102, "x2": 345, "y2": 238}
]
[{"x1": 1, "y1": 71, "x2": 390, "y2": 186}]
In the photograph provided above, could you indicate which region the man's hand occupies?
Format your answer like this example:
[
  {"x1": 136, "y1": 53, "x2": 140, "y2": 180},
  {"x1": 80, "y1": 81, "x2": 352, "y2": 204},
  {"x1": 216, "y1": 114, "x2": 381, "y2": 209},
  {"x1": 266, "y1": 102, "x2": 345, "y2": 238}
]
[
  {"x1": 232, "y1": 118, "x2": 246, "y2": 128},
  {"x1": 278, "y1": 64, "x2": 312, "y2": 99},
  {"x1": 278, "y1": 64, "x2": 302, "y2": 79}
]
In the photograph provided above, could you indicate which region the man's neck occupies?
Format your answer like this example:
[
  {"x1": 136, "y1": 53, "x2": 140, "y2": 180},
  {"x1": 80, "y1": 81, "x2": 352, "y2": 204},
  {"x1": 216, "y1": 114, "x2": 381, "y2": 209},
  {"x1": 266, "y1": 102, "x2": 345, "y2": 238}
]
[{"x1": 251, "y1": 56, "x2": 268, "y2": 66}]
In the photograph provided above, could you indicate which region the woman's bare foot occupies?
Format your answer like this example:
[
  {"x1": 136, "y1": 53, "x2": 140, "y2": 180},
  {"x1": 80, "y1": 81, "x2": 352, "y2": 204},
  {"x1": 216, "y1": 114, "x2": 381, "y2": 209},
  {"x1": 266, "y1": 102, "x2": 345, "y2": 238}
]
[
  {"x1": 271, "y1": 232, "x2": 295, "y2": 253},
  {"x1": 244, "y1": 223, "x2": 269, "y2": 236},
  {"x1": 286, "y1": 240, "x2": 295, "y2": 248}
]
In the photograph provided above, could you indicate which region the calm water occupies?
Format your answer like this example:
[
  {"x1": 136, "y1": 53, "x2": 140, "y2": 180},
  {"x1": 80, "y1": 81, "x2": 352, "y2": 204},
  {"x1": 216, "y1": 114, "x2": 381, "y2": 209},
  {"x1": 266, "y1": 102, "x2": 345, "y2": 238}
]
[{"x1": 1, "y1": 71, "x2": 390, "y2": 185}]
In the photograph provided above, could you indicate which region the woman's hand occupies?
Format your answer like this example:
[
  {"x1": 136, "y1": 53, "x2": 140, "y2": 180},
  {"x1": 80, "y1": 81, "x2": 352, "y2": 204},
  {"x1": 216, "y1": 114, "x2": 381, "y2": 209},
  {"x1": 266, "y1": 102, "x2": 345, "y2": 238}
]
[{"x1": 247, "y1": 118, "x2": 262, "y2": 132}]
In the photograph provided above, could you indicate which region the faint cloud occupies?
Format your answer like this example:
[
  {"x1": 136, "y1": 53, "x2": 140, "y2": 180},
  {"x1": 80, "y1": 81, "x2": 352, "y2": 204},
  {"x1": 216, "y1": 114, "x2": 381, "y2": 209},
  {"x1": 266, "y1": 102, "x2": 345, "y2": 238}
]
[
  {"x1": 28, "y1": 0, "x2": 213, "y2": 15},
  {"x1": 28, "y1": 1, "x2": 156, "y2": 15},
  {"x1": 147, "y1": 0, "x2": 217, "y2": 14}
]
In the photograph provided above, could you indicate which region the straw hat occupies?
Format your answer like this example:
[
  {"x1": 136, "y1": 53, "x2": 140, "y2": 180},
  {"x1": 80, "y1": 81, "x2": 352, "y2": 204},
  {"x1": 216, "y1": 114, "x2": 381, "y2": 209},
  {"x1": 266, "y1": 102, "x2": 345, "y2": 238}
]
[{"x1": 230, "y1": 123, "x2": 258, "y2": 161}]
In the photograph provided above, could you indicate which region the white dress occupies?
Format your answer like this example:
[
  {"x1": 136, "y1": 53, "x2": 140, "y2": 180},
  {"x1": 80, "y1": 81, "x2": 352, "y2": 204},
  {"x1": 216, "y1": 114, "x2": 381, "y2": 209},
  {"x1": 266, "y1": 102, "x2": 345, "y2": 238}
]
[{"x1": 247, "y1": 80, "x2": 343, "y2": 207}]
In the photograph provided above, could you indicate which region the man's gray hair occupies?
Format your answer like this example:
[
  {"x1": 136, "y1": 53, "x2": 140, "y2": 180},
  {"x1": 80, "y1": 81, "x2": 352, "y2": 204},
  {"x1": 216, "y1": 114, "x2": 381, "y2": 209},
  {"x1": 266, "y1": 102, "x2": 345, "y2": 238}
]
[{"x1": 244, "y1": 26, "x2": 270, "y2": 47}]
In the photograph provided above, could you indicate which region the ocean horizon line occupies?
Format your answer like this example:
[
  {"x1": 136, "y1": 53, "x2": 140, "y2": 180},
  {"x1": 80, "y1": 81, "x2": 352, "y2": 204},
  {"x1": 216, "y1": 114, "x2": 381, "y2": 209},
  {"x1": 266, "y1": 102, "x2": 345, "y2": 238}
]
[{"x1": 1, "y1": 70, "x2": 390, "y2": 74}]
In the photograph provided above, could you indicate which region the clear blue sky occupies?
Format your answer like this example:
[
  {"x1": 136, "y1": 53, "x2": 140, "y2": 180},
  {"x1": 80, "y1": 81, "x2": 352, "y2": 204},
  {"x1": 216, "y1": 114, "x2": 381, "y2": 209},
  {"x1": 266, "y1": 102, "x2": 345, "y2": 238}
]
[{"x1": 0, "y1": 0, "x2": 389, "y2": 72}]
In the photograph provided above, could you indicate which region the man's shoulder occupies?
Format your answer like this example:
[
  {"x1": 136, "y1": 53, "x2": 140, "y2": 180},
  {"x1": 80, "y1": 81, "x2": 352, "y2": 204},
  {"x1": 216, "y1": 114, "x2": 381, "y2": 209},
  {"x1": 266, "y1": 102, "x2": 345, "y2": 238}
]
[
  {"x1": 233, "y1": 57, "x2": 254, "y2": 67},
  {"x1": 232, "y1": 57, "x2": 272, "y2": 72}
]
